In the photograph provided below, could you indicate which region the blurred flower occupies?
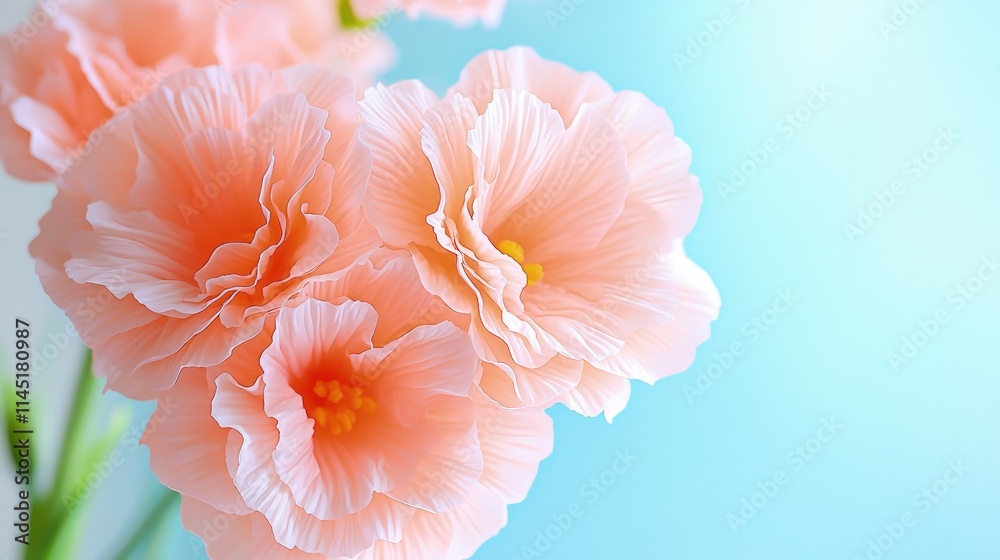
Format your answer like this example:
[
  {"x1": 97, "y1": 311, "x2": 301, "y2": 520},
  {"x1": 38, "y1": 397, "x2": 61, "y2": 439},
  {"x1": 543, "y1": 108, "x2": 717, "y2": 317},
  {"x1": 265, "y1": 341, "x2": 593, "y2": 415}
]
[
  {"x1": 30, "y1": 64, "x2": 379, "y2": 399},
  {"x1": 216, "y1": 0, "x2": 395, "y2": 88},
  {"x1": 349, "y1": 0, "x2": 507, "y2": 28},
  {"x1": 143, "y1": 253, "x2": 553, "y2": 559},
  {"x1": 359, "y1": 46, "x2": 720, "y2": 420},
  {"x1": 0, "y1": 0, "x2": 395, "y2": 182}
]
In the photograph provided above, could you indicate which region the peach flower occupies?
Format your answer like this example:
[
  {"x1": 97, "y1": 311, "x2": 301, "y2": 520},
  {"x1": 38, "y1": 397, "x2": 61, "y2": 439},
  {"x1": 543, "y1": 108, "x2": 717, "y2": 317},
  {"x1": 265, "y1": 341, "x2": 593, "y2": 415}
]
[
  {"x1": 214, "y1": 0, "x2": 395, "y2": 88},
  {"x1": 30, "y1": 64, "x2": 380, "y2": 399},
  {"x1": 143, "y1": 253, "x2": 553, "y2": 559},
  {"x1": 349, "y1": 0, "x2": 507, "y2": 28},
  {"x1": 359, "y1": 47, "x2": 720, "y2": 420},
  {"x1": 0, "y1": 0, "x2": 394, "y2": 181}
]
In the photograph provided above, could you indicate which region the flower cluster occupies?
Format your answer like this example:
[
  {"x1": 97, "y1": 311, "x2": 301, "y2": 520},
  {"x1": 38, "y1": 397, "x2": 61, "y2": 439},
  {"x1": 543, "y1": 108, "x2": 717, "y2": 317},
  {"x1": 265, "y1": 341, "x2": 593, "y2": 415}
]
[
  {"x1": 3, "y1": 1, "x2": 718, "y2": 558},
  {"x1": 1, "y1": 0, "x2": 396, "y2": 181}
]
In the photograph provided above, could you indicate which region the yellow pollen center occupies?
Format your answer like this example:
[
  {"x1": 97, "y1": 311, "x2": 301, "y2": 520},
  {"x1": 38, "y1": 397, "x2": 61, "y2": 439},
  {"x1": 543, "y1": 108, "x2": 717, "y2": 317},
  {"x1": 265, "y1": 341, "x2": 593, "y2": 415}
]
[
  {"x1": 497, "y1": 240, "x2": 544, "y2": 285},
  {"x1": 310, "y1": 379, "x2": 377, "y2": 436}
]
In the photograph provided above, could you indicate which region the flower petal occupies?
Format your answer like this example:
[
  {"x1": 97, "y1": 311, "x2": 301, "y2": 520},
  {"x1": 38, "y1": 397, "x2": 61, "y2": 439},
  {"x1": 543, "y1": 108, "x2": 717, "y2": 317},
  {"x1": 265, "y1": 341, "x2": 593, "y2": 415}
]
[
  {"x1": 359, "y1": 81, "x2": 441, "y2": 248},
  {"x1": 448, "y1": 46, "x2": 614, "y2": 123}
]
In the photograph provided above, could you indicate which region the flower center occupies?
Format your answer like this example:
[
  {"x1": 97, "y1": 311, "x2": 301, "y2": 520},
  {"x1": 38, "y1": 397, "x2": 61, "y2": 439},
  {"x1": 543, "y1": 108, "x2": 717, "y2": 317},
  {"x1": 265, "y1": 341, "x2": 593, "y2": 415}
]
[
  {"x1": 309, "y1": 379, "x2": 377, "y2": 435},
  {"x1": 496, "y1": 240, "x2": 544, "y2": 285}
]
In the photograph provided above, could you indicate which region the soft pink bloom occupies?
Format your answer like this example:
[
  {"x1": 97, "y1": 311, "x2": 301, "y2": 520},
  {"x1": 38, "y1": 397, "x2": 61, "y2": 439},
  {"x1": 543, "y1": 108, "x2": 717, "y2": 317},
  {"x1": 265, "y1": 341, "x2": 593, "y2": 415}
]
[
  {"x1": 0, "y1": 15, "x2": 110, "y2": 182},
  {"x1": 30, "y1": 65, "x2": 380, "y2": 399},
  {"x1": 359, "y1": 47, "x2": 720, "y2": 419},
  {"x1": 0, "y1": 0, "x2": 394, "y2": 181},
  {"x1": 215, "y1": 0, "x2": 395, "y2": 87},
  {"x1": 350, "y1": 0, "x2": 507, "y2": 28},
  {"x1": 143, "y1": 253, "x2": 553, "y2": 559}
]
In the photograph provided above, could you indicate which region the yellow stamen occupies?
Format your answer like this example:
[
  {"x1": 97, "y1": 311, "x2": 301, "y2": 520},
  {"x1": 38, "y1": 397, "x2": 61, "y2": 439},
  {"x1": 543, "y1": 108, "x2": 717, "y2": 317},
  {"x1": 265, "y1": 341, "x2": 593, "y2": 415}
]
[
  {"x1": 310, "y1": 379, "x2": 376, "y2": 435},
  {"x1": 523, "y1": 263, "x2": 544, "y2": 285},
  {"x1": 497, "y1": 240, "x2": 544, "y2": 286},
  {"x1": 496, "y1": 240, "x2": 525, "y2": 264}
]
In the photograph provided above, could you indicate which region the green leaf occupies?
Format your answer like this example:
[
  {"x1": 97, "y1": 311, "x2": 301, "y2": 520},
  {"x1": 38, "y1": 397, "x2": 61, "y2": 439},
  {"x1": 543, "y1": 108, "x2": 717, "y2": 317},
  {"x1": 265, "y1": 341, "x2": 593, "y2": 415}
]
[
  {"x1": 63, "y1": 406, "x2": 132, "y2": 513},
  {"x1": 29, "y1": 350, "x2": 97, "y2": 560},
  {"x1": 338, "y1": 0, "x2": 376, "y2": 29},
  {"x1": 38, "y1": 502, "x2": 90, "y2": 560},
  {"x1": 1, "y1": 352, "x2": 32, "y2": 472}
]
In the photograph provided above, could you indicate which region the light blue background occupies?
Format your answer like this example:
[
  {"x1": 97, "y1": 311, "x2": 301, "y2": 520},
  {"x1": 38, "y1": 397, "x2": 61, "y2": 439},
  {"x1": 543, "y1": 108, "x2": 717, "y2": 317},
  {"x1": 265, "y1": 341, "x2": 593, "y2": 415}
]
[
  {"x1": 2, "y1": 1, "x2": 998, "y2": 559},
  {"x1": 379, "y1": 1, "x2": 1000, "y2": 558}
]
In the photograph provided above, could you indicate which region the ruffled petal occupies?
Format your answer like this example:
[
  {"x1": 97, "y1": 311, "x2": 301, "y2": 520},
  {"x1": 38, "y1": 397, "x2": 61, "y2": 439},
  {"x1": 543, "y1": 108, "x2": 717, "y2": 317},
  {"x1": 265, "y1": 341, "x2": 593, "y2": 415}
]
[
  {"x1": 448, "y1": 46, "x2": 614, "y2": 122},
  {"x1": 359, "y1": 81, "x2": 441, "y2": 248}
]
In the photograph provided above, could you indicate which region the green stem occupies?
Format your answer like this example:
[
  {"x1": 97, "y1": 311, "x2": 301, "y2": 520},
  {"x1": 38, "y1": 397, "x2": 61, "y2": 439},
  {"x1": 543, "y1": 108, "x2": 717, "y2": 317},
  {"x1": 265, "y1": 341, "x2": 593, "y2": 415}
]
[
  {"x1": 31, "y1": 350, "x2": 95, "y2": 560},
  {"x1": 49, "y1": 350, "x2": 95, "y2": 502},
  {"x1": 108, "y1": 490, "x2": 180, "y2": 560}
]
